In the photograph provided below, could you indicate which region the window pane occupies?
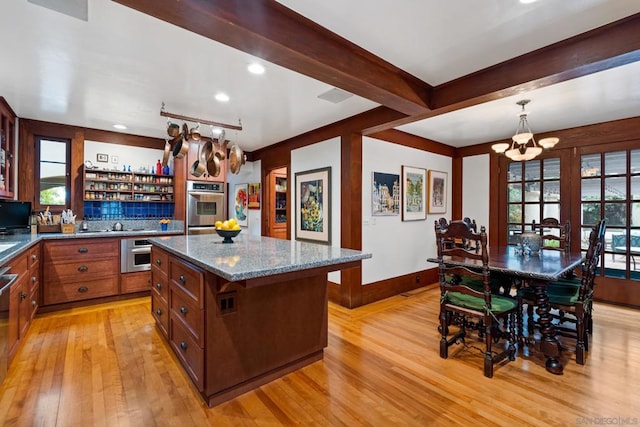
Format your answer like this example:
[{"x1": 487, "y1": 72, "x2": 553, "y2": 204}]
[
  {"x1": 524, "y1": 160, "x2": 540, "y2": 181},
  {"x1": 508, "y1": 225, "x2": 522, "y2": 245},
  {"x1": 580, "y1": 227, "x2": 591, "y2": 251},
  {"x1": 543, "y1": 158, "x2": 560, "y2": 180},
  {"x1": 605, "y1": 151, "x2": 626, "y2": 176},
  {"x1": 582, "y1": 177, "x2": 601, "y2": 201},
  {"x1": 543, "y1": 203, "x2": 560, "y2": 219},
  {"x1": 524, "y1": 182, "x2": 540, "y2": 202},
  {"x1": 39, "y1": 162, "x2": 66, "y2": 205},
  {"x1": 508, "y1": 163, "x2": 522, "y2": 182},
  {"x1": 508, "y1": 204, "x2": 522, "y2": 223},
  {"x1": 631, "y1": 149, "x2": 640, "y2": 174},
  {"x1": 543, "y1": 180, "x2": 560, "y2": 201},
  {"x1": 524, "y1": 205, "x2": 540, "y2": 225},
  {"x1": 508, "y1": 183, "x2": 521, "y2": 202},
  {"x1": 582, "y1": 203, "x2": 601, "y2": 225},
  {"x1": 631, "y1": 176, "x2": 640, "y2": 200},
  {"x1": 40, "y1": 140, "x2": 66, "y2": 163},
  {"x1": 605, "y1": 202, "x2": 627, "y2": 227},
  {"x1": 605, "y1": 176, "x2": 626, "y2": 200},
  {"x1": 581, "y1": 154, "x2": 601, "y2": 177},
  {"x1": 631, "y1": 202, "x2": 640, "y2": 226}
]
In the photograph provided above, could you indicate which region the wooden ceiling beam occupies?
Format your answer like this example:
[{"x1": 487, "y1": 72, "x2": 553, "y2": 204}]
[{"x1": 112, "y1": 0, "x2": 431, "y2": 116}]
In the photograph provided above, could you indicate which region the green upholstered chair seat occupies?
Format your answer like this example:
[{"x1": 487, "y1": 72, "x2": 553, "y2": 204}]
[
  {"x1": 455, "y1": 273, "x2": 513, "y2": 295},
  {"x1": 518, "y1": 283, "x2": 581, "y2": 306},
  {"x1": 445, "y1": 292, "x2": 518, "y2": 313}
]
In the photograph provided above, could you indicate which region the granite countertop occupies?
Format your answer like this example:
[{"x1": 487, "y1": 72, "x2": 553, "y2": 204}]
[
  {"x1": 150, "y1": 233, "x2": 372, "y2": 282},
  {"x1": 0, "y1": 228, "x2": 182, "y2": 265}
]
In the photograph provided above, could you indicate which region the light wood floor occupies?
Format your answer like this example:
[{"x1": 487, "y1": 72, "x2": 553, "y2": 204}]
[{"x1": 1, "y1": 285, "x2": 639, "y2": 426}]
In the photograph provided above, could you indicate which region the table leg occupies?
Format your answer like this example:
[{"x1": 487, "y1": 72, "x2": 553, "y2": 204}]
[{"x1": 531, "y1": 280, "x2": 563, "y2": 375}]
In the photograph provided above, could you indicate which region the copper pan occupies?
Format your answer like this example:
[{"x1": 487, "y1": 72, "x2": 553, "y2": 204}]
[
  {"x1": 162, "y1": 140, "x2": 171, "y2": 167},
  {"x1": 189, "y1": 142, "x2": 206, "y2": 177},
  {"x1": 171, "y1": 133, "x2": 189, "y2": 158},
  {"x1": 229, "y1": 144, "x2": 246, "y2": 174}
]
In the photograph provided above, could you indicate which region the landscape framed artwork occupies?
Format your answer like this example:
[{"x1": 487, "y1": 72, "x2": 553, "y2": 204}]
[
  {"x1": 372, "y1": 171, "x2": 400, "y2": 216},
  {"x1": 295, "y1": 167, "x2": 331, "y2": 244},
  {"x1": 233, "y1": 183, "x2": 249, "y2": 226},
  {"x1": 401, "y1": 166, "x2": 426, "y2": 221},
  {"x1": 428, "y1": 170, "x2": 447, "y2": 214},
  {"x1": 248, "y1": 182, "x2": 261, "y2": 209},
  {"x1": 96, "y1": 153, "x2": 108, "y2": 163}
]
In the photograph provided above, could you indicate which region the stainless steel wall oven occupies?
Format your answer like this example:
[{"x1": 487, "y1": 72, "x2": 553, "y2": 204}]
[
  {"x1": 186, "y1": 180, "x2": 226, "y2": 235},
  {"x1": 120, "y1": 238, "x2": 152, "y2": 273}
]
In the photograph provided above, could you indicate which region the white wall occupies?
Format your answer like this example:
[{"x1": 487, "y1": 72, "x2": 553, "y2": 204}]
[
  {"x1": 291, "y1": 137, "x2": 342, "y2": 283},
  {"x1": 362, "y1": 136, "x2": 452, "y2": 285},
  {"x1": 462, "y1": 154, "x2": 490, "y2": 237},
  {"x1": 227, "y1": 160, "x2": 262, "y2": 236}
]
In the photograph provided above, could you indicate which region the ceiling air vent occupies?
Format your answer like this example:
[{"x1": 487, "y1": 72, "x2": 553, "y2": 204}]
[
  {"x1": 28, "y1": 0, "x2": 88, "y2": 21},
  {"x1": 317, "y1": 88, "x2": 353, "y2": 104}
]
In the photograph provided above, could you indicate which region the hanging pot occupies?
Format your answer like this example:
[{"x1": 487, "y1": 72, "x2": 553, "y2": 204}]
[
  {"x1": 201, "y1": 138, "x2": 214, "y2": 164},
  {"x1": 190, "y1": 123, "x2": 201, "y2": 141},
  {"x1": 206, "y1": 150, "x2": 221, "y2": 177},
  {"x1": 229, "y1": 144, "x2": 246, "y2": 174},
  {"x1": 162, "y1": 140, "x2": 171, "y2": 167},
  {"x1": 215, "y1": 129, "x2": 227, "y2": 160},
  {"x1": 171, "y1": 134, "x2": 189, "y2": 158},
  {"x1": 167, "y1": 122, "x2": 180, "y2": 138},
  {"x1": 189, "y1": 142, "x2": 206, "y2": 177}
]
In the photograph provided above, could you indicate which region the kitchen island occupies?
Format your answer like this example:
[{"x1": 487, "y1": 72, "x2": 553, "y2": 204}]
[{"x1": 149, "y1": 233, "x2": 371, "y2": 407}]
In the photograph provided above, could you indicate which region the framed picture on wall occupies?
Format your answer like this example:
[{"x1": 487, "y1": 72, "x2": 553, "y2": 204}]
[
  {"x1": 401, "y1": 166, "x2": 427, "y2": 221},
  {"x1": 248, "y1": 182, "x2": 261, "y2": 209},
  {"x1": 428, "y1": 170, "x2": 447, "y2": 214},
  {"x1": 372, "y1": 171, "x2": 400, "y2": 216},
  {"x1": 96, "y1": 153, "x2": 108, "y2": 163},
  {"x1": 295, "y1": 167, "x2": 331, "y2": 244},
  {"x1": 233, "y1": 183, "x2": 249, "y2": 226}
]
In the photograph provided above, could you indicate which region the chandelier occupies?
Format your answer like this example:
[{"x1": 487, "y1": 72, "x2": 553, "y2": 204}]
[{"x1": 491, "y1": 99, "x2": 559, "y2": 161}]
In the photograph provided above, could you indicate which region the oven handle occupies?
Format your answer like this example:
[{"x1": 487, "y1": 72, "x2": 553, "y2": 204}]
[
  {"x1": 0, "y1": 271, "x2": 19, "y2": 296},
  {"x1": 188, "y1": 191, "x2": 224, "y2": 196},
  {"x1": 130, "y1": 247, "x2": 151, "y2": 254}
]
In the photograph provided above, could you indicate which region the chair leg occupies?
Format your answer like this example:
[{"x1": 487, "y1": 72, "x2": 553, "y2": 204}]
[
  {"x1": 483, "y1": 316, "x2": 494, "y2": 378},
  {"x1": 439, "y1": 311, "x2": 449, "y2": 359},
  {"x1": 516, "y1": 296, "x2": 524, "y2": 346},
  {"x1": 509, "y1": 312, "x2": 517, "y2": 361},
  {"x1": 527, "y1": 303, "x2": 535, "y2": 336},
  {"x1": 575, "y1": 304, "x2": 586, "y2": 365}
]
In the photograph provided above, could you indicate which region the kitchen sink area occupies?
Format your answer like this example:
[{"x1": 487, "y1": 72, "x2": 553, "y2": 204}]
[{"x1": 0, "y1": 243, "x2": 17, "y2": 254}]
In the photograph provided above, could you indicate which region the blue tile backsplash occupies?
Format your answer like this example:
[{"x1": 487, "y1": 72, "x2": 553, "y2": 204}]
[{"x1": 84, "y1": 201, "x2": 174, "y2": 220}]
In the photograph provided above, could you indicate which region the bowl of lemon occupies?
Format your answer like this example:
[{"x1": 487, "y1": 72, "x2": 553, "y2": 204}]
[{"x1": 215, "y1": 218, "x2": 242, "y2": 243}]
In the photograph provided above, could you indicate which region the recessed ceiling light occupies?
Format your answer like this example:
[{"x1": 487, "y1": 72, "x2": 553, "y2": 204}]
[
  {"x1": 519, "y1": 0, "x2": 537, "y2": 3},
  {"x1": 215, "y1": 93, "x2": 230, "y2": 102},
  {"x1": 112, "y1": 124, "x2": 127, "y2": 130},
  {"x1": 248, "y1": 63, "x2": 265, "y2": 75}
]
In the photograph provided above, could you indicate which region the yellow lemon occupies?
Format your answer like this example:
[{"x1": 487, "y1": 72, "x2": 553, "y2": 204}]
[
  {"x1": 222, "y1": 220, "x2": 229, "y2": 230},
  {"x1": 228, "y1": 218, "x2": 237, "y2": 227},
  {"x1": 231, "y1": 224, "x2": 241, "y2": 230},
  {"x1": 214, "y1": 220, "x2": 223, "y2": 229}
]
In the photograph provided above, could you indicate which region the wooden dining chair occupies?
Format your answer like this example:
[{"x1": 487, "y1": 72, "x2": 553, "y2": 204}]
[
  {"x1": 532, "y1": 218, "x2": 571, "y2": 253},
  {"x1": 519, "y1": 219, "x2": 606, "y2": 365},
  {"x1": 435, "y1": 220, "x2": 517, "y2": 378}
]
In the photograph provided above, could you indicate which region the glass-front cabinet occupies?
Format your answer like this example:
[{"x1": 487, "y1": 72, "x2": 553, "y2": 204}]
[{"x1": 0, "y1": 97, "x2": 16, "y2": 198}]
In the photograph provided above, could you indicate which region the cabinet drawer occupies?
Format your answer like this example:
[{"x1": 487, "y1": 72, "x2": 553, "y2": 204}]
[
  {"x1": 6, "y1": 253, "x2": 27, "y2": 279},
  {"x1": 44, "y1": 239, "x2": 119, "y2": 261},
  {"x1": 121, "y1": 271, "x2": 151, "y2": 294},
  {"x1": 151, "y1": 292, "x2": 169, "y2": 339},
  {"x1": 170, "y1": 285, "x2": 204, "y2": 346},
  {"x1": 44, "y1": 258, "x2": 118, "y2": 281},
  {"x1": 170, "y1": 318, "x2": 204, "y2": 391},
  {"x1": 43, "y1": 276, "x2": 119, "y2": 305},
  {"x1": 170, "y1": 258, "x2": 203, "y2": 307},
  {"x1": 152, "y1": 268, "x2": 169, "y2": 303},
  {"x1": 151, "y1": 247, "x2": 169, "y2": 271},
  {"x1": 27, "y1": 244, "x2": 40, "y2": 268}
]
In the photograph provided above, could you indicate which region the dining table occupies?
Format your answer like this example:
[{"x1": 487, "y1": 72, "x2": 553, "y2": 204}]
[{"x1": 428, "y1": 246, "x2": 584, "y2": 375}]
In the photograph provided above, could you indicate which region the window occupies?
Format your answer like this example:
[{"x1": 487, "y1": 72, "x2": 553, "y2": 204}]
[
  {"x1": 36, "y1": 136, "x2": 70, "y2": 209},
  {"x1": 581, "y1": 150, "x2": 640, "y2": 279},
  {"x1": 506, "y1": 157, "x2": 561, "y2": 245}
]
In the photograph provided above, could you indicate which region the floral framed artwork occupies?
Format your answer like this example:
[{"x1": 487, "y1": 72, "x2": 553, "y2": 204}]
[
  {"x1": 428, "y1": 170, "x2": 447, "y2": 214},
  {"x1": 401, "y1": 166, "x2": 427, "y2": 221},
  {"x1": 248, "y1": 182, "x2": 261, "y2": 209},
  {"x1": 233, "y1": 183, "x2": 248, "y2": 226},
  {"x1": 295, "y1": 167, "x2": 331, "y2": 244},
  {"x1": 372, "y1": 171, "x2": 400, "y2": 216}
]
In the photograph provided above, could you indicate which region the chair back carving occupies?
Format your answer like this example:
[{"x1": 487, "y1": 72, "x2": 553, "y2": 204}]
[
  {"x1": 435, "y1": 220, "x2": 490, "y2": 307},
  {"x1": 580, "y1": 219, "x2": 607, "y2": 299},
  {"x1": 532, "y1": 217, "x2": 570, "y2": 252}
]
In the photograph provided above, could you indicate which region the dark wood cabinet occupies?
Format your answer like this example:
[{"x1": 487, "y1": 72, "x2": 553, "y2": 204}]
[{"x1": 0, "y1": 97, "x2": 16, "y2": 198}]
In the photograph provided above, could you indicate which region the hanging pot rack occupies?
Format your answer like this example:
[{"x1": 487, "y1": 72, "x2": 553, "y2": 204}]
[{"x1": 160, "y1": 102, "x2": 242, "y2": 131}]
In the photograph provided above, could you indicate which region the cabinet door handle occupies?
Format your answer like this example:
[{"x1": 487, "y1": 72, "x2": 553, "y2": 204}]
[
  {"x1": 32, "y1": 276, "x2": 37, "y2": 282},
  {"x1": 156, "y1": 259, "x2": 162, "y2": 266},
  {"x1": 180, "y1": 341, "x2": 187, "y2": 351},
  {"x1": 179, "y1": 275, "x2": 186, "y2": 283},
  {"x1": 32, "y1": 300, "x2": 37, "y2": 307},
  {"x1": 32, "y1": 254, "x2": 38, "y2": 261},
  {"x1": 78, "y1": 265, "x2": 88, "y2": 272},
  {"x1": 78, "y1": 247, "x2": 89, "y2": 253},
  {"x1": 156, "y1": 283, "x2": 162, "y2": 290},
  {"x1": 156, "y1": 309, "x2": 162, "y2": 316},
  {"x1": 180, "y1": 306, "x2": 187, "y2": 315},
  {"x1": 20, "y1": 292, "x2": 28, "y2": 300},
  {"x1": 78, "y1": 286, "x2": 89, "y2": 293}
]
